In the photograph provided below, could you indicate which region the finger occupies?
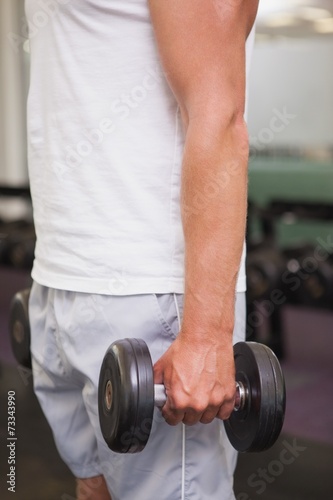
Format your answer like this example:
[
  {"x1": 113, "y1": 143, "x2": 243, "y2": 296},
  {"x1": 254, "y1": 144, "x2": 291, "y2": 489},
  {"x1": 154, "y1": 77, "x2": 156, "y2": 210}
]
[
  {"x1": 162, "y1": 406, "x2": 185, "y2": 426},
  {"x1": 182, "y1": 409, "x2": 204, "y2": 426},
  {"x1": 216, "y1": 402, "x2": 235, "y2": 421},
  {"x1": 199, "y1": 407, "x2": 219, "y2": 424}
]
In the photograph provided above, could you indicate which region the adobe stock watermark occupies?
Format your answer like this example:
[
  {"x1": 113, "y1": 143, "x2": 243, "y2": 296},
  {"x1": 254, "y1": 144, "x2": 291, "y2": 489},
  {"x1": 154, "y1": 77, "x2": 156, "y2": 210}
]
[
  {"x1": 249, "y1": 107, "x2": 296, "y2": 159},
  {"x1": 182, "y1": 153, "x2": 247, "y2": 219},
  {"x1": 97, "y1": 269, "x2": 130, "y2": 295},
  {"x1": 181, "y1": 107, "x2": 296, "y2": 219},
  {"x1": 16, "y1": 294, "x2": 99, "y2": 386},
  {"x1": 52, "y1": 65, "x2": 163, "y2": 182},
  {"x1": 8, "y1": 0, "x2": 72, "y2": 53},
  {"x1": 237, "y1": 438, "x2": 307, "y2": 499},
  {"x1": 16, "y1": 331, "x2": 60, "y2": 386},
  {"x1": 245, "y1": 234, "x2": 333, "y2": 337}
]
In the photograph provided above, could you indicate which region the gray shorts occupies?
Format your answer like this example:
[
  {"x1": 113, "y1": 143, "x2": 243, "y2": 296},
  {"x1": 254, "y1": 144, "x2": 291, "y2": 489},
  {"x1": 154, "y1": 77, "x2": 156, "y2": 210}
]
[{"x1": 29, "y1": 282, "x2": 246, "y2": 500}]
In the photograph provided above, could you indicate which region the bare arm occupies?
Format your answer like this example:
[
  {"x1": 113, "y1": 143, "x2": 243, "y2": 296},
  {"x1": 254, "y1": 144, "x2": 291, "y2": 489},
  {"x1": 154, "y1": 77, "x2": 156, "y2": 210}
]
[{"x1": 149, "y1": 0, "x2": 259, "y2": 426}]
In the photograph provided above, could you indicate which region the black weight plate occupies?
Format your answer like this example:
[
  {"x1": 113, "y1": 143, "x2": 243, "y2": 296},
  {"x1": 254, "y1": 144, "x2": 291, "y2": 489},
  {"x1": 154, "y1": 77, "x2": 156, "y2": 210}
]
[
  {"x1": 9, "y1": 288, "x2": 31, "y2": 369},
  {"x1": 98, "y1": 338, "x2": 155, "y2": 454},
  {"x1": 224, "y1": 342, "x2": 285, "y2": 453},
  {"x1": 259, "y1": 345, "x2": 286, "y2": 451},
  {"x1": 246, "y1": 247, "x2": 285, "y2": 302},
  {"x1": 302, "y1": 258, "x2": 333, "y2": 308}
]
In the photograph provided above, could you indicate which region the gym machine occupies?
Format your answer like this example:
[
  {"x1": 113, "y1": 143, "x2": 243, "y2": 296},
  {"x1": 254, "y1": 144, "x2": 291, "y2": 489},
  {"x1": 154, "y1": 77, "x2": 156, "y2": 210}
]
[{"x1": 0, "y1": 186, "x2": 35, "y2": 271}]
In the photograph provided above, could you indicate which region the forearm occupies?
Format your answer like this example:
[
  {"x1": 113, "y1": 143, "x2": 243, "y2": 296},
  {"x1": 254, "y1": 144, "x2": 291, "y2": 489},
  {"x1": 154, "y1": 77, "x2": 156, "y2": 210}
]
[
  {"x1": 180, "y1": 116, "x2": 249, "y2": 342},
  {"x1": 149, "y1": 0, "x2": 258, "y2": 425}
]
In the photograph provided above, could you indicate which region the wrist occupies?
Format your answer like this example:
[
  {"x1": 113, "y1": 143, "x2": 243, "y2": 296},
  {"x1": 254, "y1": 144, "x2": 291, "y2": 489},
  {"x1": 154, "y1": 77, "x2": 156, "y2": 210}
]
[
  {"x1": 180, "y1": 292, "x2": 236, "y2": 343},
  {"x1": 179, "y1": 320, "x2": 234, "y2": 345}
]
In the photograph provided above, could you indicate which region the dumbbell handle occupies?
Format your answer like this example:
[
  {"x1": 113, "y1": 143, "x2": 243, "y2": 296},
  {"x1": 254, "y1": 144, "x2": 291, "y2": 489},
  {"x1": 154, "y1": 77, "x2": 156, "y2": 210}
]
[{"x1": 154, "y1": 381, "x2": 246, "y2": 412}]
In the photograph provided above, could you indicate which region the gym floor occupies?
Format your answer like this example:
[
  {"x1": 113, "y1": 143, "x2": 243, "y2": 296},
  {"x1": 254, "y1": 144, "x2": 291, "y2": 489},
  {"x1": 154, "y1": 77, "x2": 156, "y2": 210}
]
[{"x1": 0, "y1": 267, "x2": 333, "y2": 500}]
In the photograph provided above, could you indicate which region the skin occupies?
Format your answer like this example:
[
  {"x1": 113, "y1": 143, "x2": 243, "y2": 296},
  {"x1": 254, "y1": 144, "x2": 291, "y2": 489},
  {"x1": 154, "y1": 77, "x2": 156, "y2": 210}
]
[
  {"x1": 76, "y1": 476, "x2": 111, "y2": 500},
  {"x1": 149, "y1": 0, "x2": 259, "y2": 426},
  {"x1": 76, "y1": 1, "x2": 259, "y2": 496}
]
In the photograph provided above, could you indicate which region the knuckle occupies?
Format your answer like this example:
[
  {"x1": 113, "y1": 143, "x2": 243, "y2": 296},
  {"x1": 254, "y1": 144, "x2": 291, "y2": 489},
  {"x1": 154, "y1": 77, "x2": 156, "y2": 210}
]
[
  {"x1": 183, "y1": 416, "x2": 197, "y2": 426},
  {"x1": 190, "y1": 399, "x2": 207, "y2": 414},
  {"x1": 162, "y1": 410, "x2": 179, "y2": 426},
  {"x1": 218, "y1": 404, "x2": 234, "y2": 421},
  {"x1": 168, "y1": 397, "x2": 186, "y2": 413},
  {"x1": 200, "y1": 412, "x2": 216, "y2": 424},
  {"x1": 222, "y1": 385, "x2": 236, "y2": 404},
  {"x1": 210, "y1": 394, "x2": 223, "y2": 408}
]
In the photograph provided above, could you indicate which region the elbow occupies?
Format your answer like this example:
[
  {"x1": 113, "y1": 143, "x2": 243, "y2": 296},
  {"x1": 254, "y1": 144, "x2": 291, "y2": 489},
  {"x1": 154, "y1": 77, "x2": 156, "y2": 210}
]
[
  {"x1": 189, "y1": 98, "x2": 246, "y2": 130},
  {"x1": 186, "y1": 101, "x2": 249, "y2": 154},
  {"x1": 221, "y1": 106, "x2": 248, "y2": 142}
]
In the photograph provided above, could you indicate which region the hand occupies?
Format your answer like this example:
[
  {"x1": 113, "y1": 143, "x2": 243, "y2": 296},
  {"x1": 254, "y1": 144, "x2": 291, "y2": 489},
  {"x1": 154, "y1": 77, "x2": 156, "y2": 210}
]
[{"x1": 153, "y1": 332, "x2": 236, "y2": 426}]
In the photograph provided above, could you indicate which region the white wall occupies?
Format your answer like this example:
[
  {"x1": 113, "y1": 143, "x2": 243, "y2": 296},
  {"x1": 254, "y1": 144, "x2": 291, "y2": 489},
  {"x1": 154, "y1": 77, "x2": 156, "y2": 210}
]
[
  {"x1": 247, "y1": 36, "x2": 333, "y2": 152},
  {"x1": 0, "y1": 0, "x2": 28, "y2": 185}
]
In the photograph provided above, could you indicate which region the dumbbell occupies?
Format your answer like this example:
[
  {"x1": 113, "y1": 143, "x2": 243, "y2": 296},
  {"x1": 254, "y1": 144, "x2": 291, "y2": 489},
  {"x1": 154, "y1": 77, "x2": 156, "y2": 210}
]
[
  {"x1": 303, "y1": 255, "x2": 333, "y2": 308},
  {"x1": 9, "y1": 288, "x2": 32, "y2": 369},
  {"x1": 283, "y1": 245, "x2": 333, "y2": 309},
  {"x1": 98, "y1": 338, "x2": 286, "y2": 454},
  {"x1": 7, "y1": 224, "x2": 36, "y2": 270},
  {"x1": 0, "y1": 220, "x2": 32, "y2": 266},
  {"x1": 246, "y1": 245, "x2": 286, "y2": 304}
]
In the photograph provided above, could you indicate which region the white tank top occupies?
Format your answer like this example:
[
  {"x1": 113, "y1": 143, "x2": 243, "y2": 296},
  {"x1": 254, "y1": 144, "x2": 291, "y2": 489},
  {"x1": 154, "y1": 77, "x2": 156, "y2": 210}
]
[{"x1": 25, "y1": 0, "x2": 253, "y2": 295}]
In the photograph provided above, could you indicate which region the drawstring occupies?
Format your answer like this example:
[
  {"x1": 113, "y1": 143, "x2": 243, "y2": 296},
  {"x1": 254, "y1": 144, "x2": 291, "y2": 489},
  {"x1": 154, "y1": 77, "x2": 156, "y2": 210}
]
[{"x1": 173, "y1": 293, "x2": 186, "y2": 500}]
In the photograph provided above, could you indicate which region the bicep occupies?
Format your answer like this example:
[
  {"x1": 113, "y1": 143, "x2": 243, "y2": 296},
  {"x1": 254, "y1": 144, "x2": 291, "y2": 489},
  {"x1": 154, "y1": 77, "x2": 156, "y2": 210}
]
[{"x1": 148, "y1": 0, "x2": 259, "y2": 121}]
